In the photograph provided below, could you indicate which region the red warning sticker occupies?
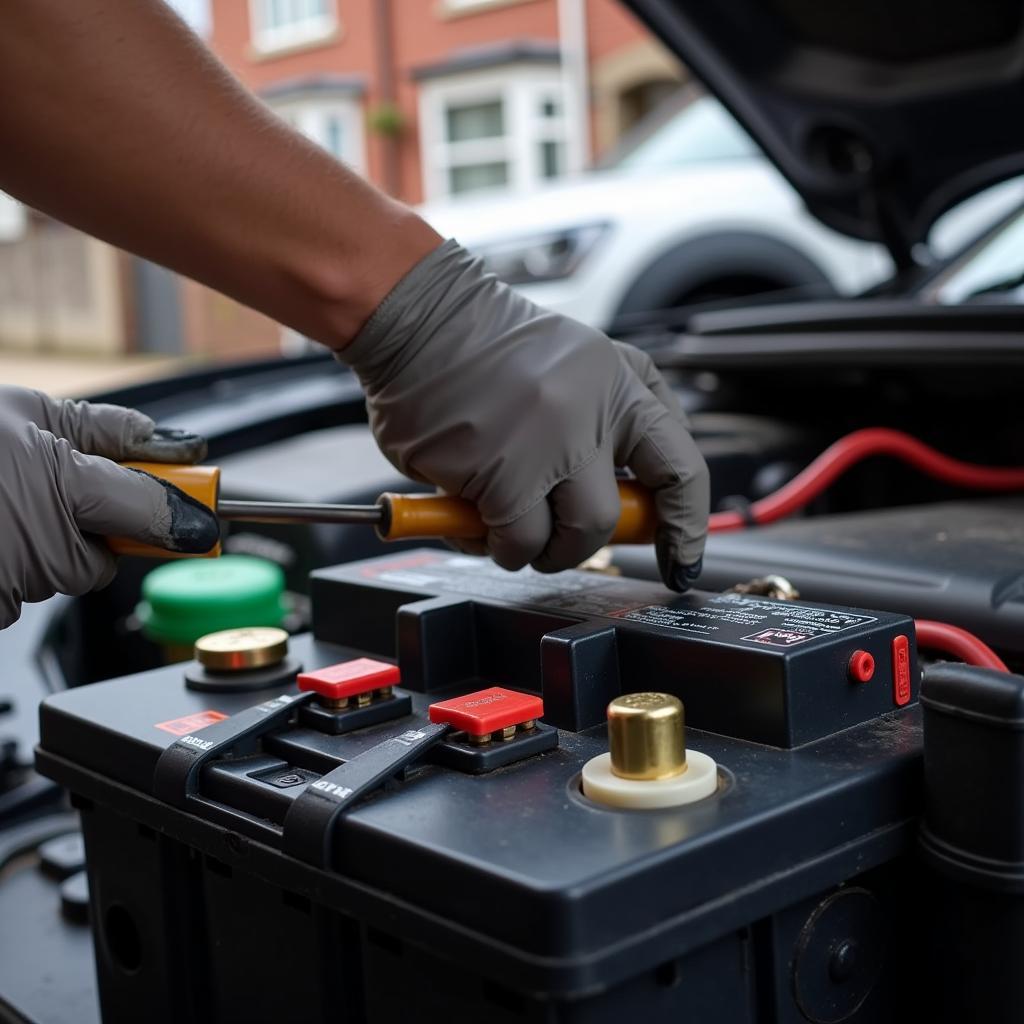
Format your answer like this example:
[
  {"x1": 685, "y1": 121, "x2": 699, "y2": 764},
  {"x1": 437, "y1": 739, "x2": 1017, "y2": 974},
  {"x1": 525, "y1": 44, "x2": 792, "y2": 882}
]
[{"x1": 155, "y1": 710, "x2": 228, "y2": 736}]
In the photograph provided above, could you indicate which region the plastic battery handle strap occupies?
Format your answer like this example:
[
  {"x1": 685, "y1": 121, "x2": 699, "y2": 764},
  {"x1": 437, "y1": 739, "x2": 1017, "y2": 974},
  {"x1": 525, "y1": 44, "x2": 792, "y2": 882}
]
[
  {"x1": 281, "y1": 722, "x2": 450, "y2": 868},
  {"x1": 152, "y1": 691, "x2": 315, "y2": 808}
]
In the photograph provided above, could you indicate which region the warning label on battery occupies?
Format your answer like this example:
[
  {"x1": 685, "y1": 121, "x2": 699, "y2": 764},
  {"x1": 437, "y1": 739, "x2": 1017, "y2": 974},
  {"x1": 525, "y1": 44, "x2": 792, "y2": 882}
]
[
  {"x1": 354, "y1": 554, "x2": 877, "y2": 646},
  {"x1": 611, "y1": 594, "x2": 876, "y2": 646},
  {"x1": 154, "y1": 710, "x2": 227, "y2": 736}
]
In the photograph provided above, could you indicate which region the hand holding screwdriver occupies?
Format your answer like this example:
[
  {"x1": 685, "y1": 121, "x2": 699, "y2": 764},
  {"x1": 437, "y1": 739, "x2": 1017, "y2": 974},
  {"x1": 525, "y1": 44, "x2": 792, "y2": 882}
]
[
  {"x1": 1, "y1": 6, "x2": 708, "y2": 603},
  {"x1": 0, "y1": 387, "x2": 219, "y2": 630},
  {"x1": 107, "y1": 241, "x2": 709, "y2": 586},
  {"x1": 113, "y1": 247, "x2": 711, "y2": 586},
  {"x1": 339, "y1": 241, "x2": 709, "y2": 591}
]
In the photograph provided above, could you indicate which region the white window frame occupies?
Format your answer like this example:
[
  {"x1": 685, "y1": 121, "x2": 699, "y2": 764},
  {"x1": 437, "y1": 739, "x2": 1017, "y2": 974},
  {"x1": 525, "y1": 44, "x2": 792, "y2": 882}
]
[
  {"x1": 249, "y1": 0, "x2": 338, "y2": 54},
  {"x1": 443, "y1": 0, "x2": 500, "y2": 10},
  {"x1": 271, "y1": 94, "x2": 365, "y2": 174},
  {"x1": 440, "y1": 0, "x2": 530, "y2": 14},
  {"x1": 418, "y1": 65, "x2": 583, "y2": 201}
]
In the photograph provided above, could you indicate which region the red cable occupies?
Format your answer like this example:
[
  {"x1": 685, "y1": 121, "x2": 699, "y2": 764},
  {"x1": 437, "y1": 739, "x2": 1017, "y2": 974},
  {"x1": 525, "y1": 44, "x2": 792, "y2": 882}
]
[
  {"x1": 708, "y1": 427, "x2": 1024, "y2": 533},
  {"x1": 913, "y1": 620, "x2": 1009, "y2": 672},
  {"x1": 709, "y1": 428, "x2": 1023, "y2": 672}
]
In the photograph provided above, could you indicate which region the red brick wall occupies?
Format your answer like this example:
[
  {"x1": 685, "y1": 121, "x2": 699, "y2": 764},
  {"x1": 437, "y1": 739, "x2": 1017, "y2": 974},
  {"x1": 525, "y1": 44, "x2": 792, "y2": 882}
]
[
  {"x1": 179, "y1": 277, "x2": 281, "y2": 358},
  {"x1": 586, "y1": 0, "x2": 650, "y2": 62}
]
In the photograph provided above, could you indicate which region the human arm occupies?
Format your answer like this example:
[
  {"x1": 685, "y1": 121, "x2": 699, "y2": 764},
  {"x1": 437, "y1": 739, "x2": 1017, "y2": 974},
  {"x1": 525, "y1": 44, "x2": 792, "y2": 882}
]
[
  {"x1": 0, "y1": 2, "x2": 709, "y2": 586},
  {"x1": 0, "y1": 0, "x2": 438, "y2": 348}
]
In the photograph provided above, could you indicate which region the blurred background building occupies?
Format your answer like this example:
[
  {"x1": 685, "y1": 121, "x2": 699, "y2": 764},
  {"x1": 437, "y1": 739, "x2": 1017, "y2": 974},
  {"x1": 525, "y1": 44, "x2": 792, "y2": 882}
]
[{"x1": 0, "y1": 0, "x2": 684, "y2": 364}]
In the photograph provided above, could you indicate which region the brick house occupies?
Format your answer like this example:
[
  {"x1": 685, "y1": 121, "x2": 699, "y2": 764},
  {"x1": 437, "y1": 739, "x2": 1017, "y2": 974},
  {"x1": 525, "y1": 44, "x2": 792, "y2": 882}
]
[
  {"x1": 181, "y1": 0, "x2": 684, "y2": 356},
  {"x1": 212, "y1": 0, "x2": 681, "y2": 204}
]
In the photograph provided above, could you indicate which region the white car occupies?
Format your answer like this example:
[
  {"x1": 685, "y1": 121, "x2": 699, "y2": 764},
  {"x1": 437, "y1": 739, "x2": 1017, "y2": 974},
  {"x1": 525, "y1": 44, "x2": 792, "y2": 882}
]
[{"x1": 420, "y1": 94, "x2": 894, "y2": 330}]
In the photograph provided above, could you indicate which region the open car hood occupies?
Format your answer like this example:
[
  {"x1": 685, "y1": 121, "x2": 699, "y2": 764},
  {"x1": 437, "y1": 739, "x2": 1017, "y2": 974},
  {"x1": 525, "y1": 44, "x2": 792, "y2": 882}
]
[{"x1": 625, "y1": 0, "x2": 1024, "y2": 263}]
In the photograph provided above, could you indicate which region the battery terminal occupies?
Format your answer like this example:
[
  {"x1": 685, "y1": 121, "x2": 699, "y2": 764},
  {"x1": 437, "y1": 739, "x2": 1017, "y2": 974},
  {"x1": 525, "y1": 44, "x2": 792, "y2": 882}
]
[
  {"x1": 457, "y1": 718, "x2": 538, "y2": 746},
  {"x1": 429, "y1": 687, "x2": 543, "y2": 744},
  {"x1": 324, "y1": 684, "x2": 395, "y2": 711},
  {"x1": 295, "y1": 659, "x2": 413, "y2": 735},
  {"x1": 297, "y1": 658, "x2": 401, "y2": 708},
  {"x1": 582, "y1": 693, "x2": 719, "y2": 809},
  {"x1": 427, "y1": 688, "x2": 555, "y2": 772}
]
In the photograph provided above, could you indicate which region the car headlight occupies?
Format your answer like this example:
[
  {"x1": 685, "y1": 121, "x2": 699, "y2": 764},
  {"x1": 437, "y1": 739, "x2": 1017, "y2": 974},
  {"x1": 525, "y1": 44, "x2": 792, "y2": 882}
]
[{"x1": 472, "y1": 224, "x2": 609, "y2": 285}]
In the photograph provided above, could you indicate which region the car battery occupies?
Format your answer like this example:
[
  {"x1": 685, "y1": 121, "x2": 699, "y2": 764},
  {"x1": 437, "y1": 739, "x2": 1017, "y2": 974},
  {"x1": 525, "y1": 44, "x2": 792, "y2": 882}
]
[{"x1": 36, "y1": 550, "x2": 929, "y2": 1024}]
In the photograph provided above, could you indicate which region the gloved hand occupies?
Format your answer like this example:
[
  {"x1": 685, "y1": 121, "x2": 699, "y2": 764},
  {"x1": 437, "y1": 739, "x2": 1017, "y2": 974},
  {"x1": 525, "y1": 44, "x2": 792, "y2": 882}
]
[
  {"x1": 342, "y1": 240, "x2": 709, "y2": 590},
  {"x1": 0, "y1": 386, "x2": 219, "y2": 629}
]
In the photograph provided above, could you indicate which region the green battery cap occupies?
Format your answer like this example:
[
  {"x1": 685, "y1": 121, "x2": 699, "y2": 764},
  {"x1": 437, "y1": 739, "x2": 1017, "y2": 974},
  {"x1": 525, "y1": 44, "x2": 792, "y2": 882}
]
[{"x1": 136, "y1": 555, "x2": 286, "y2": 647}]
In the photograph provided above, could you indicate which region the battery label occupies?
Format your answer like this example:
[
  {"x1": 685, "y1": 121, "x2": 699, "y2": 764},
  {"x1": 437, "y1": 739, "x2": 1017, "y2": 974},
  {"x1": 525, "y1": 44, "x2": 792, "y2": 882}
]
[
  {"x1": 355, "y1": 554, "x2": 877, "y2": 646},
  {"x1": 612, "y1": 594, "x2": 876, "y2": 647}
]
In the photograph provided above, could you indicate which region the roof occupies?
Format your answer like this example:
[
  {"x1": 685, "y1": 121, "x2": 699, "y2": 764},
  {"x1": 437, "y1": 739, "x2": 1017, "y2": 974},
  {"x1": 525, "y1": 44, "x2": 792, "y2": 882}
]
[
  {"x1": 260, "y1": 74, "x2": 366, "y2": 102},
  {"x1": 412, "y1": 40, "x2": 561, "y2": 81}
]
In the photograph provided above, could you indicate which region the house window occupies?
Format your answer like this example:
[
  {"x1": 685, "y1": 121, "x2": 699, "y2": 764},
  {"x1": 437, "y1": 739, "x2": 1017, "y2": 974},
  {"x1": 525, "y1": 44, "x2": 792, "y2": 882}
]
[
  {"x1": 420, "y1": 67, "x2": 580, "y2": 200},
  {"x1": 250, "y1": 0, "x2": 336, "y2": 53},
  {"x1": 271, "y1": 97, "x2": 365, "y2": 172}
]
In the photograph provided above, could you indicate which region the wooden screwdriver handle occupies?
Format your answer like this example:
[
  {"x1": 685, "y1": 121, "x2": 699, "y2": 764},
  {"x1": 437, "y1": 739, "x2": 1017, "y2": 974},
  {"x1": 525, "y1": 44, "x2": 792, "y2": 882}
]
[
  {"x1": 107, "y1": 462, "x2": 222, "y2": 558},
  {"x1": 379, "y1": 479, "x2": 658, "y2": 545}
]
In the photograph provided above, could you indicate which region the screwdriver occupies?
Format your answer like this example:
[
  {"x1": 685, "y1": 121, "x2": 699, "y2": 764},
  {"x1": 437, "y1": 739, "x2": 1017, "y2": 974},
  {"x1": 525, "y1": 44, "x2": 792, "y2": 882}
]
[{"x1": 109, "y1": 461, "x2": 658, "y2": 558}]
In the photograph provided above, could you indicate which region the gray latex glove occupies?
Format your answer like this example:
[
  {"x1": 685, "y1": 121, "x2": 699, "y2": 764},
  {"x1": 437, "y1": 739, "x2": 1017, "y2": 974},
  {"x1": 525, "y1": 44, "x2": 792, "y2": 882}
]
[
  {"x1": 0, "y1": 386, "x2": 220, "y2": 629},
  {"x1": 342, "y1": 240, "x2": 709, "y2": 589}
]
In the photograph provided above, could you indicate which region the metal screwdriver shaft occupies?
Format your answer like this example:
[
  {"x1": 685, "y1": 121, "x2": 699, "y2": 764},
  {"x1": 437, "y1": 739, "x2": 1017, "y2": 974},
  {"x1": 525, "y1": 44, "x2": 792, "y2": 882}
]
[{"x1": 215, "y1": 500, "x2": 385, "y2": 526}]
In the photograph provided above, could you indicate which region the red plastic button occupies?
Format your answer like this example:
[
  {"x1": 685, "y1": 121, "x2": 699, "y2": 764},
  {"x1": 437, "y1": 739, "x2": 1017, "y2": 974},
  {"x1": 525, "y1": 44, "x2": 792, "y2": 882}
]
[
  {"x1": 428, "y1": 687, "x2": 543, "y2": 736},
  {"x1": 891, "y1": 635, "x2": 912, "y2": 706},
  {"x1": 848, "y1": 650, "x2": 875, "y2": 684},
  {"x1": 297, "y1": 658, "x2": 400, "y2": 700}
]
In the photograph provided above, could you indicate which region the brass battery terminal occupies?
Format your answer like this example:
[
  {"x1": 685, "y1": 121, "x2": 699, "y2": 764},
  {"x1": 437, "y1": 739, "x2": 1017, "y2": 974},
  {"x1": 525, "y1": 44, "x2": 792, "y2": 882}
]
[
  {"x1": 582, "y1": 693, "x2": 719, "y2": 809},
  {"x1": 186, "y1": 627, "x2": 303, "y2": 693}
]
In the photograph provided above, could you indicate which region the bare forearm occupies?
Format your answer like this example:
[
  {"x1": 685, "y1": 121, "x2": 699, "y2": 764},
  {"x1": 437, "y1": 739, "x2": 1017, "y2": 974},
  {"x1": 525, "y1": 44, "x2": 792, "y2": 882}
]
[{"x1": 0, "y1": 0, "x2": 439, "y2": 347}]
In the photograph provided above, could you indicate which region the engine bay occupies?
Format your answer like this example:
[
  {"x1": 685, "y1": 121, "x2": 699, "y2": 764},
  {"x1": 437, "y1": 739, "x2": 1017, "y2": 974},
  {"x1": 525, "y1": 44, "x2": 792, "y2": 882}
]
[{"x1": 2, "y1": 341, "x2": 1024, "y2": 1024}]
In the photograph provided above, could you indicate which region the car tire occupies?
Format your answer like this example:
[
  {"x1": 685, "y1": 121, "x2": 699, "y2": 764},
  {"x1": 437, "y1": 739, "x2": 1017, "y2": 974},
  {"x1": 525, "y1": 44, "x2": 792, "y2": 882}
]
[{"x1": 613, "y1": 231, "x2": 837, "y2": 321}]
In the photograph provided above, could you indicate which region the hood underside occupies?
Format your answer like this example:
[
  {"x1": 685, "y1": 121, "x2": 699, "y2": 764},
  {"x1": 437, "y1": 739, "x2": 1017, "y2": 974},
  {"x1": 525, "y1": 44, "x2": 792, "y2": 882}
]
[{"x1": 625, "y1": 0, "x2": 1024, "y2": 262}]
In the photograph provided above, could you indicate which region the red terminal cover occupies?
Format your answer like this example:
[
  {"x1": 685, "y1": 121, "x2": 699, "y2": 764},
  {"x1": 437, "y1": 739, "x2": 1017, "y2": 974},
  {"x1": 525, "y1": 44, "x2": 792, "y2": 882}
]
[
  {"x1": 297, "y1": 658, "x2": 401, "y2": 700},
  {"x1": 428, "y1": 686, "x2": 544, "y2": 736}
]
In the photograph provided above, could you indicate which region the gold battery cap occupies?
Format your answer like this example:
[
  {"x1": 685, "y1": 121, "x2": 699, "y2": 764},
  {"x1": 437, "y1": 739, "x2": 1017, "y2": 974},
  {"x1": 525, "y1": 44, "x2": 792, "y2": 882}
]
[
  {"x1": 582, "y1": 691, "x2": 719, "y2": 810},
  {"x1": 608, "y1": 692, "x2": 686, "y2": 780},
  {"x1": 194, "y1": 627, "x2": 289, "y2": 672}
]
